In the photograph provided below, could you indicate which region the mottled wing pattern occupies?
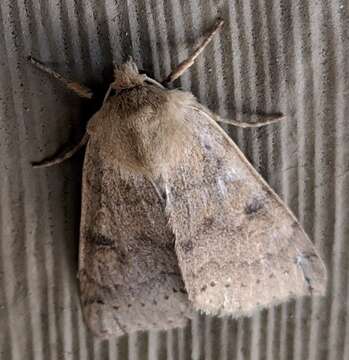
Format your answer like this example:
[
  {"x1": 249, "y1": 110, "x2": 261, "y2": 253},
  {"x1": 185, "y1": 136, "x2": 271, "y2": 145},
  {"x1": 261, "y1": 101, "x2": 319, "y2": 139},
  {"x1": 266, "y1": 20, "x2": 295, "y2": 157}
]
[
  {"x1": 79, "y1": 138, "x2": 192, "y2": 338},
  {"x1": 168, "y1": 104, "x2": 327, "y2": 317}
]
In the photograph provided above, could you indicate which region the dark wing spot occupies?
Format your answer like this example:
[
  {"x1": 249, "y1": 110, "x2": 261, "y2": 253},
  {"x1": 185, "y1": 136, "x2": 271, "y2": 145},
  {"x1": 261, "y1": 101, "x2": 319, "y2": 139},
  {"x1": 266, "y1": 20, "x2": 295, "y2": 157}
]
[
  {"x1": 202, "y1": 217, "x2": 214, "y2": 227},
  {"x1": 292, "y1": 221, "x2": 299, "y2": 229},
  {"x1": 87, "y1": 230, "x2": 114, "y2": 247},
  {"x1": 216, "y1": 158, "x2": 223, "y2": 170},
  {"x1": 83, "y1": 297, "x2": 105, "y2": 306},
  {"x1": 245, "y1": 197, "x2": 264, "y2": 215},
  {"x1": 180, "y1": 240, "x2": 194, "y2": 254}
]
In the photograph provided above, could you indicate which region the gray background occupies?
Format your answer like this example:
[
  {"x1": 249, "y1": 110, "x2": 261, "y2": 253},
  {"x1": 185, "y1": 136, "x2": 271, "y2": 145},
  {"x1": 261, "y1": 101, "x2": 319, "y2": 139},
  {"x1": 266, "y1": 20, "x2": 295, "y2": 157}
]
[{"x1": 0, "y1": 0, "x2": 348, "y2": 359}]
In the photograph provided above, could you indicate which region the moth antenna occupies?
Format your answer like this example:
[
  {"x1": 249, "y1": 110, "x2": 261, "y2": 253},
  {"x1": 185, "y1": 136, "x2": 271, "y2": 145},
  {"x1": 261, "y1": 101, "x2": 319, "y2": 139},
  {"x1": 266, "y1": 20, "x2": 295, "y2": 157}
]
[
  {"x1": 28, "y1": 56, "x2": 94, "y2": 99},
  {"x1": 192, "y1": 105, "x2": 286, "y2": 128},
  {"x1": 32, "y1": 133, "x2": 89, "y2": 168},
  {"x1": 162, "y1": 18, "x2": 224, "y2": 84}
]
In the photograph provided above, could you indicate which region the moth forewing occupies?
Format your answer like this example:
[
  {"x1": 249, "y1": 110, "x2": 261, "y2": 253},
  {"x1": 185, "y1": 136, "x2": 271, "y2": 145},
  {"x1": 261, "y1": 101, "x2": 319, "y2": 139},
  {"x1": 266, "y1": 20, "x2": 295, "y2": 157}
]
[
  {"x1": 79, "y1": 136, "x2": 193, "y2": 338},
  {"x1": 166, "y1": 101, "x2": 327, "y2": 316}
]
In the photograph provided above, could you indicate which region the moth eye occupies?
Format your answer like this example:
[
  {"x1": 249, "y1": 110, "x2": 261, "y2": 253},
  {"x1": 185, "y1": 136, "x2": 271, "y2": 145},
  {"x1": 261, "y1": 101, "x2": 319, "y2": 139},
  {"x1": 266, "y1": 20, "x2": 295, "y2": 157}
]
[
  {"x1": 127, "y1": 304, "x2": 132, "y2": 308},
  {"x1": 141, "y1": 303, "x2": 145, "y2": 307},
  {"x1": 256, "y1": 279, "x2": 261, "y2": 284},
  {"x1": 201, "y1": 285, "x2": 207, "y2": 292},
  {"x1": 210, "y1": 281, "x2": 216, "y2": 287},
  {"x1": 225, "y1": 284, "x2": 230, "y2": 288}
]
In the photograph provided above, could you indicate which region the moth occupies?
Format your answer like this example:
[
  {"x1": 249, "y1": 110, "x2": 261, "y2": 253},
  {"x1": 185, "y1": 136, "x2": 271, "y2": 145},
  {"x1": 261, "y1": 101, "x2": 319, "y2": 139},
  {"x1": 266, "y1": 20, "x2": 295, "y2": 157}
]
[{"x1": 30, "y1": 19, "x2": 327, "y2": 338}]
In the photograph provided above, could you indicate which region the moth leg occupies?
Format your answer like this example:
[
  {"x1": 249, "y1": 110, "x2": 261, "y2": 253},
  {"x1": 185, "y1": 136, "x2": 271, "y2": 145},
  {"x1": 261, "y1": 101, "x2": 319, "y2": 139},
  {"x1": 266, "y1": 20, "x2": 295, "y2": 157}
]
[
  {"x1": 162, "y1": 18, "x2": 224, "y2": 84},
  {"x1": 144, "y1": 76, "x2": 165, "y2": 89},
  {"x1": 28, "y1": 56, "x2": 93, "y2": 99},
  {"x1": 216, "y1": 113, "x2": 286, "y2": 128},
  {"x1": 192, "y1": 105, "x2": 286, "y2": 128},
  {"x1": 32, "y1": 133, "x2": 89, "y2": 168}
]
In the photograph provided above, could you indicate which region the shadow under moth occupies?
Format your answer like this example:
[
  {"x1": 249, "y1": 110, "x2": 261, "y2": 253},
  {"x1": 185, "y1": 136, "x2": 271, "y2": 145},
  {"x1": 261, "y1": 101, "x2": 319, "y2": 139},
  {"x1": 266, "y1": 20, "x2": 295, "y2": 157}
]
[{"x1": 30, "y1": 19, "x2": 327, "y2": 338}]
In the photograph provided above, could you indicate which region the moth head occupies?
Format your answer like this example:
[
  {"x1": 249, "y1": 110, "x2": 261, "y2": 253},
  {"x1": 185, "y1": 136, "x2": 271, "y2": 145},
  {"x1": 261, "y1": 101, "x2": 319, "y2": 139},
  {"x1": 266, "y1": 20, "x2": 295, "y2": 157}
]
[{"x1": 112, "y1": 58, "x2": 146, "y2": 92}]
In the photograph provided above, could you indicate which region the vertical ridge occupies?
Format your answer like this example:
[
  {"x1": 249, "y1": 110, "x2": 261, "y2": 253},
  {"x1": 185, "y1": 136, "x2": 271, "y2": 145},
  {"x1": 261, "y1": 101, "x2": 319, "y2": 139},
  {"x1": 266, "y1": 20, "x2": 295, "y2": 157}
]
[{"x1": 327, "y1": 1, "x2": 349, "y2": 360}]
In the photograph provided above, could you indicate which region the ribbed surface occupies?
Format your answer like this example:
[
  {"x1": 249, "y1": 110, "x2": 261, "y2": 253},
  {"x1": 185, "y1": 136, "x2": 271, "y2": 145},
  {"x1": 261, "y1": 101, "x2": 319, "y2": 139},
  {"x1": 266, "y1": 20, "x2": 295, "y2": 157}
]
[{"x1": 0, "y1": 0, "x2": 347, "y2": 359}]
